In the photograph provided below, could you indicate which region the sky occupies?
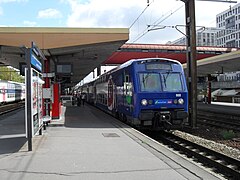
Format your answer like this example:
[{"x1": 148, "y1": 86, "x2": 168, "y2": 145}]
[{"x1": 0, "y1": 0, "x2": 240, "y2": 44}]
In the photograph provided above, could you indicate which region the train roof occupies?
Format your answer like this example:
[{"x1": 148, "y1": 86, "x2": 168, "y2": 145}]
[
  {"x1": 96, "y1": 58, "x2": 182, "y2": 79},
  {"x1": 117, "y1": 57, "x2": 182, "y2": 70},
  {"x1": 0, "y1": 80, "x2": 25, "y2": 85},
  {"x1": 79, "y1": 58, "x2": 184, "y2": 88}
]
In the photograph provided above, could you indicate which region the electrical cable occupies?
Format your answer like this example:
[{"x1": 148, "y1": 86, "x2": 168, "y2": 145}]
[
  {"x1": 129, "y1": 4, "x2": 184, "y2": 44},
  {"x1": 129, "y1": 0, "x2": 154, "y2": 29},
  {"x1": 101, "y1": 4, "x2": 186, "y2": 69}
]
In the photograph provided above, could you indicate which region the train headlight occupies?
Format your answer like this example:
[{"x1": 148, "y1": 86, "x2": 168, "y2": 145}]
[
  {"x1": 148, "y1": 99, "x2": 153, "y2": 105},
  {"x1": 173, "y1": 99, "x2": 178, "y2": 104},
  {"x1": 178, "y1": 98, "x2": 184, "y2": 105},
  {"x1": 141, "y1": 99, "x2": 148, "y2": 106}
]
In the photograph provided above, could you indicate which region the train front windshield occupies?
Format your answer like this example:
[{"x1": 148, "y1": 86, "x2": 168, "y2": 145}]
[{"x1": 139, "y1": 72, "x2": 183, "y2": 92}]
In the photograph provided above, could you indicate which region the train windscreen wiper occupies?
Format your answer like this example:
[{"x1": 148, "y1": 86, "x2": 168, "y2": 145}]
[
  {"x1": 163, "y1": 71, "x2": 171, "y2": 88},
  {"x1": 142, "y1": 74, "x2": 150, "y2": 88}
]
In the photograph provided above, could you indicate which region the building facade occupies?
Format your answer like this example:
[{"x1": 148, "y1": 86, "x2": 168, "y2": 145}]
[
  {"x1": 170, "y1": 27, "x2": 217, "y2": 47},
  {"x1": 216, "y1": 3, "x2": 240, "y2": 47}
]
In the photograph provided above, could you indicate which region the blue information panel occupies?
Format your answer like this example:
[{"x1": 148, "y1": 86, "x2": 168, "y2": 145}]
[{"x1": 31, "y1": 52, "x2": 42, "y2": 72}]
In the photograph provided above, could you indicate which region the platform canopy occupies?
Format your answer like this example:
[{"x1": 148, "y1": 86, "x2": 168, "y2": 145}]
[
  {"x1": 183, "y1": 50, "x2": 240, "y2": 76},
  {"x1": 0, "y1": 27, "x2": 129, "y2": 86}
]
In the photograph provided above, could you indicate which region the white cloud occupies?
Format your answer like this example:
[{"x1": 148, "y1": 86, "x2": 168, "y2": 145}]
[
  {"x1": 66, "y1": 0, "x2": 142, "y2": 28},
  {"x1": 195, "y1": 1, "x2": 232, "y2": 27},
  {"x1": 37, "y1": 8, "x2": 62, "y2": 19},
  {"x1": 65, "y1": 0, "x2": 186, "y2": 43},
  {"x1": 23, "y1": 20, "x2": 37, "y2": 26},
  {"x1": 64, "y1": 0, "x2": 240, "y2": 44}
]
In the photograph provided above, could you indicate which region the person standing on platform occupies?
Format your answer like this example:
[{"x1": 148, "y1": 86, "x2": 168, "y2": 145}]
[
  {"x1": 82, "y1": 93, "x2": 86, "y2": 106},
  {"x1": 77, "y1": 94, "x2": 82, "y2": 106}
]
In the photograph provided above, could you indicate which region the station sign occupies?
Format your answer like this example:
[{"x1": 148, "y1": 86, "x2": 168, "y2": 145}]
[
  {"x1": 25, "y1": 42, "x2": 46, "y2": 151},
  {"x1": 31, "y1": 53, "x2": 42, "y2": 72}
]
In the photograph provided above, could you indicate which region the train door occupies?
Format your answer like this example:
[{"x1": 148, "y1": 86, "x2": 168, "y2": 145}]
[
  {"x1": 93, "y1": 85, "x2": 97, "y2": 105},
  {"x1": 114, "y1": 73, "x2": 123, "y2": 110},
  {"x1": 87, "y1": 86, "x2": 89, "y2": 102},
  {"x1": 15, "y1": 83, "x2": 21, "y2": 101},
  {"x1": 107, "y1": 75, "x2": 114, "y2": 111},
  {"x1": 7, "y1": 82, "x2": 15, "y2": 103},
  {"x1": 123, "y1": 72, "x2": 133, "y2": 112},
  {"x1": 0, "y1": 83, "x2": 6, "y2": 104}
]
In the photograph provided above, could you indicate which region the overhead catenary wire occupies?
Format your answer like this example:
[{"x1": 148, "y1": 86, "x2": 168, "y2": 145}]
[
  {"x1": 106, "y1": 0, "x2": 235, "y2": 66},
  {"x1": 145, "y1": 2, "x2": 231, "y2": 42},
  {"x1": 101, "y1": 4, "x2": 186, "y2": 69},
  {"x1": 129, "y1": 4, "x2": 184, "y2": 44},
  {"x1": 80, "y1": 0, "x2": 238, "y2": 85},
  {"x1": 129, "y1": 0, "x2": 154, "y2": 29},
  {"x1": 149, "y1": 5, "x2": 184, "y2": 29},
  {"x1": 102, "y1": 3, "x2": 186, "y2": 68}
]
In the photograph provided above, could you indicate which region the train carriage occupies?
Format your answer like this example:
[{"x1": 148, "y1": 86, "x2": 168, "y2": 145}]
[
  {"x1": 81, "y1": 58, "x2": 188, "y2": 130},
  {"x1": 0, "y1": 80, "x2": 25, "y2": 105}
]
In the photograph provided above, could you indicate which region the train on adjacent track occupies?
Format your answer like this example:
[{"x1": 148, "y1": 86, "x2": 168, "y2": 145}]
[
  {"x1": 78, "y1": 58, "x2": 188, "y2": 130},
  {"x1": 0, "y1": 80, "x2": 25, "y2": 105},
  {"x1": 216, "y1": 71, "x2": 240, "y2": 82}
]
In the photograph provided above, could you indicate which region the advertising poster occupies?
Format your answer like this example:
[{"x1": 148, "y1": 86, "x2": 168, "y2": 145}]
[
  {"x1": 31, "y1": 67, "x2": 44, "y2": 136},
  {"x1": 38, "y1": 74, "x2": 43, "y2": 127}
]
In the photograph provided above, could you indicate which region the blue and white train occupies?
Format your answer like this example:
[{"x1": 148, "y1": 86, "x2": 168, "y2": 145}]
[
  {"x1": 217, "y1": 71, "x2": 240, "y2": 82},
  {"x1": 79, "y1": 58, "x2": 188, "y2": 130},
  {"x1": 0, "y1": 80, "x2": 25, "y2": 105}
]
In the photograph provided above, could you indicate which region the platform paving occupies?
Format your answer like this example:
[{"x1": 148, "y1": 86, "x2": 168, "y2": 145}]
[{"x1": 0, "y1": 105, "x2": 222, "y2": 180}]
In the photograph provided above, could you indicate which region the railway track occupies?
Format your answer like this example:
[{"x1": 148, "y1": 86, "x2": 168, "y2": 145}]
[
  {"x1": 197, "y1": 111, "x2": 240, "y2": 132},
  {"x1": 0, "y1": 102, "x2": 25, "y2": 115},
  {"x1": 148, "y1": 131, "x2": 240, "y2": 179}
]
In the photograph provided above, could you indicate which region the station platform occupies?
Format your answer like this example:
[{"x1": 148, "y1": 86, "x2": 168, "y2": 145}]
[
  {"x1": 198, "y1": 101, "x2": 240, "y2": 115},
  {"x1": 0, "y1": 105, "x2": 222, "y2": 180}
]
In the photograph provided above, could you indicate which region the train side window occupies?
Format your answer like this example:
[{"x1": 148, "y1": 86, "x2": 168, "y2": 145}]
[{"x1": 125, "y1": 75, "x2": 129, "y2": 82}]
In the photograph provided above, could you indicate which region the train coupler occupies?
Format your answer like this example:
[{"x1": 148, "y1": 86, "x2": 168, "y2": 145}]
[{"x1": 152, "y1": 112, "x2": 172, "y2": 129}]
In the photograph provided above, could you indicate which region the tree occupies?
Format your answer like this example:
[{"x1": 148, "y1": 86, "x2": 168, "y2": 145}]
[{"x1": 0, "y1": 66, "x2": 24, "y2": 83}]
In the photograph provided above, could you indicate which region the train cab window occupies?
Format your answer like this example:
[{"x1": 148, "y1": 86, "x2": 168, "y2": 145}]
[
  {"x1": 139, "y1": 73, "x2": 161, "y2": 92},
  {"x1": 162, "y1": 73, "x2": 183, "y2": 92}
]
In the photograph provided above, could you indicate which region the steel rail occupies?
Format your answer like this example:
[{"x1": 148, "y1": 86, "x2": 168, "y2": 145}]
[
  {"x1": 0, "y1": 102, "x2": 24, "y2": 115},
  {"x1": 154, "y1": 132, "x2": 240, "y2": 179},
  {"x1": 197, "y1": 111, "x2": 240, "y2": 132}
]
